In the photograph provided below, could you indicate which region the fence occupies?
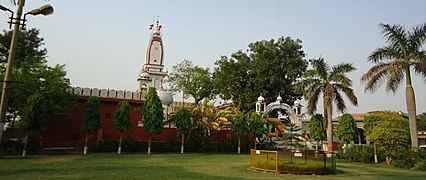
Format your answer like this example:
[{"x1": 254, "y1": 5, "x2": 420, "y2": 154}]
[{"x1": 250, "y1": 149, "x2": 336, "y2": 174}]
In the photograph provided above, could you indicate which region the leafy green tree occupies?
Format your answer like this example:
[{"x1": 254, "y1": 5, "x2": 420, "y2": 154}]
[
  {"x1": 363, "y1": 113, "x2": 381, "y2": 163},
  {"x1": 418, "y1": 113, "x2": 426, "y2": 130},
  {"x1": 170, "y1": 108, "x2": 192, "y2": 154},
  {"x1": 0, "y1": 28, "x2": 47, "y2": 73},
  {"x1": 167, "y1": 59, "x2": 214, "y2": 104},
  {"x1": 361, "y1": 23, "x2": 426, "y2": 149},
  {"x1": 308, "y1": 114, "x2": 325, "y2": 151},
  {"x1": 367, "y1": 115, "x2": 410, "y2": 164},
  {"x1": 297, "y1": 58, "x2": 358, "y2": 152},
  {"x1": 142, "y1": 87, "x2": 164, "y2": 154},
  {"x1": 282, "y1": 122, "x2": 304, "y2": 150},
  {"x1": 19, "y1": 93, "x2": 46, "y2": 157},
  {"x1": 83, "y1": 96, "x2": 101, "y2": 155},
  {"x1": 249, "y1": 112, "x2": 267, "y2": 149},
  {"x1": 233, "y1": 112, "x2": 249, "y2": 154},
  {"x1": 1, "y1": 29, "x2": 73, "y2": 143},
  {"x1": 213, "y1": 37, "x2": 308, "y2": 112},
  {"x1": 336, "y1": 114, "x2": 357, "y2": 150},
  {"x1": 114, "y1": 101, "x2": 131, "y2": 154}
]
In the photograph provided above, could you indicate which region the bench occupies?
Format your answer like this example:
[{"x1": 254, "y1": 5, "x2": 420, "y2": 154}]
[{"x1": 43, "y1": 147, "x2": 74, "y2": 154}]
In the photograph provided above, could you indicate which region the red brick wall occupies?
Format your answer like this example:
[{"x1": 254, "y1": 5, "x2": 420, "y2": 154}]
[{"x1": 41, "y1": 97, "x2": 230, "y2": 148}]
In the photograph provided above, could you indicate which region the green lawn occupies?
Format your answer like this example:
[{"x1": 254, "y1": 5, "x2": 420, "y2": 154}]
[{"x1": 1, "y1": 153, "x2": 425, "y2": 180}]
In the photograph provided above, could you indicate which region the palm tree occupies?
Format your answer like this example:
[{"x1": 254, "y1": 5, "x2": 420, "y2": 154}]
[
  {"x1": 297, "y1": 58, "x2": 358, "y2": 152},
  {"x1": 191, "y1": 98, "x2": 230, "y2": 136},
  {"x1": 361, "y1": 23, "x2": 426, "y2": 149}
]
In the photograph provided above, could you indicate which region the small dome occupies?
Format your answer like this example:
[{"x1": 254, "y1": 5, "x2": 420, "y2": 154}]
[
  {"x1": 294, "y1": 99, "x2": 302, "y2": 106},
  {"x1": 140, "y1": 72, "x2": 150, "y2": 79},
  {"x1": 276, "y1": 95, "x2": 282, "y2": 102},
  {"x1": 156, "y1": 89, "x2": 173, "y2": 105},
  {"x1": 257, "y1": 95, "x2": 265, "y2": 102}
]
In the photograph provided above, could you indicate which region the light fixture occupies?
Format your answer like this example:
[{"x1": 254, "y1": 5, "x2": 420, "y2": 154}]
[
  {"x1": 22, "y1": 4, "x2": 54, "y2": 30},
  {"x1": 26, "y1": 4, "x2": 54, "y2": 16}
]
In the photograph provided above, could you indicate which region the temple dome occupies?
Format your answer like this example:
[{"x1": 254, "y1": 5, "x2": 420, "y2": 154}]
[
  {"x1": 140, "y1": 71, "x2": 150, "y2": 79},
  {"x1": 257, "y1": 95, "x2": 265, "y2": 102},
  {"x1": 276, "y1": 95, "x2": 282, "y2": 102},
  {"x1": 156, "y1": 89, "x2": 173, "y2": 105},
  {"x1": 294, "y1": 99, "x2": 302, "y2": 106}
]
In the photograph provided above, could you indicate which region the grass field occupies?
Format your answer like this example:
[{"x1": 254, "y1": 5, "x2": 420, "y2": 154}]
[{"x1": 1, "y1": 153, "x2": 426, "y2": 180}]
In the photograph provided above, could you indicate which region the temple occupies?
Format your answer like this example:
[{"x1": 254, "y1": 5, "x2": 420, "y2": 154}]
[{"x1": 40, "y1": 20, "x2": 227, "y2": 148}]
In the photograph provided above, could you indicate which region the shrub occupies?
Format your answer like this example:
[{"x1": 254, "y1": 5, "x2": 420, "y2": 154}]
[
  {"x1": 122, "y1": 136, "x2": 140, "y2": 152},
  {"x1": 416, "y1": 149, "x2": 426, "y2": 160},
  {"x1": 0, "y1": 140, "x2": 21, "y2": 155},
  {"x1": 339, "y1": 145, "x2": 373, "y2": 163},
  {"x1": 412, "y1": 160, "x2": 426, "y2": 171},
  {"x1": 94, "y1": 139, "x2": 118, "y2": 152},
  {"x1": 281, "y1": 160, "x2": 324, "y2": 171},
  {"x1": 392, "y1": 148, "x2": 420, "y2": 169},
  {"x1": 256, "y1": 160, "x2": 276, "y2": 170}
]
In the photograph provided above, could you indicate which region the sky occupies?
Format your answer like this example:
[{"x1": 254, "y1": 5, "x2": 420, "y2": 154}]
[{"x1": 1, "y1": 0, "x2": 426, "y2": 115}]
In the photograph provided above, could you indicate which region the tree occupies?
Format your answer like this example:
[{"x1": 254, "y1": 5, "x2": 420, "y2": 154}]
[
  {"x1": 308, "y1": 114, "x2": 325, "y2": 151},
  {"x1": 142, "y1": 87, "x2": 164, "y2": 154},
  {"x1": 83, "y1": 96, "x2": 101, "y2": 155},
  {"x1": 418, "y1": 112, "x2": 426, "y2": 130},
  {"x1": 361, "y1": 23, "x2": 426, "y2": 149},
  {"x1": 213, "y1": 37, "x2": 308, "y2": 112},
  {"x1": 297, "y1": 58, "x2": 358, "y2": 152},
  {"x1": 167, "y1": 59, "x2": 214, "y2": 104},
  {"x1": 363, "y1": 113, "x2": 381, "y2": 163},
  {"x1": 170, "y1": 108, "x2": 192, "y2": 154},
  {"x1": 249, "y1": 112, "x2": 267, "y2": 149},
  {"x1": 114, "y1": 101, "x2": 131, "y2": 154},
  {"x1": 189, "y1": 98, "x2": 231, "y2": 150},
  {"x1": 15, "y1": 62, "x2": 73, "y2": 156},
  {"x1": 1, "y1": 29, "x2": 72, "y2": 143},
  {"x1": 19, "y1": 93, "x2": 46, "y2": 157},
  {"x1": 233, "y1": 112, "x2": 249, "y2": 154},
  {"x1": 281, "y1": 122, "x2": 304, "y2": 150},
  {"x1": 367, "y1": 115, "x2": 410, "y2": 164},
  {"x1": 0, "y1": 29, "x2": 47, "y2": 73},
  {"x1": 336, "y1": 113, "x2": 357, "y2": 148}
]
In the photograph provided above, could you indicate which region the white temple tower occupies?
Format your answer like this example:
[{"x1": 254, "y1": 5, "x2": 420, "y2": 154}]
[
  {"x1": 137, "y1": 19, "x2": 173, "y2": 119},
  {"x1": 138, "y1": 20, "x2": 167, "y2": 92}
]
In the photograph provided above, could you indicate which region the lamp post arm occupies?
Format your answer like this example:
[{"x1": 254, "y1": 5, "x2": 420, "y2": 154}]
[{"x1": 0, "y1": 0, "x2": 26, "y2": 144}]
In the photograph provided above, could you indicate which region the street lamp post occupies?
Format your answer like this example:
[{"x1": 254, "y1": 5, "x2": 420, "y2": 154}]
[{"x1": 0, "y1": 0, "x2": 54, "y2": 144}]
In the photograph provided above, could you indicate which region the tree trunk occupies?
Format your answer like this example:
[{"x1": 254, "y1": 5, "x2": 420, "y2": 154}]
[
  {"x1": 374, "y1": 143, "x2": 378, "y2": 163},
  {"x1": 406, "y1": 85, "x2": 418, "y2": 149},
  {"x1": 386, "y1": 155, "x2": 392, "y2": 165},
  {"x1": 254, "y1": 136, "x2": 257, "y2": 150},
  {"x1": 148, "y1": 136, "x2": 152, "y2": 154},
  {"x1": 238, "y1": 136, "x2": 241, "y2": 154},
  {"x1": 323, "y1": 108, "x2": 327, "y2": 131},
  {"x1": 118, "y1": 133, "x2": 123, "y2": 154},
  {"x1": 22, "y1": 131, "x2": 29, "y2": 157},
  {"x1": 316, "y1": 140, "x2": 319, "y2": 151},
  {"x1": 84, "y1": 132, "x2": 89, "y2": 155},
  {"x1": 181, "y1": 133, "x2": 184, "y2": 154},
  {"x1": 326, "y1": 105, "x2": 333, "y2": 152}
]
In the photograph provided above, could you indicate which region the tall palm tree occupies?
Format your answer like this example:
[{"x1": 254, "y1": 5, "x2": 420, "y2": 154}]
[
  {"x1": 297, "y1": 58, "x2": 358, "y2": 152},
  {"x1": 361, "y1": 23, "x2": 426, "y2": 149}
]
